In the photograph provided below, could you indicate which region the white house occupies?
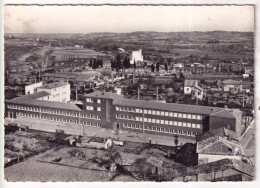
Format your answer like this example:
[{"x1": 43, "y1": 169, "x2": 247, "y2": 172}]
[
  {"x1": 130, "y1": 49, "x2": 143, "y2": 65},
  {"x1": 36, "y1": 82, "x2": 71, "y2": 103},
  {"x1": 25, "y1": 82, "x2": 43, "y2": 95},
  {"x1": 184, "y1": 79, "x2": 204, "y2": 100}
]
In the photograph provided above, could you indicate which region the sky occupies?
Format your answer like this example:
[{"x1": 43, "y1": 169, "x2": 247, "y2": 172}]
[{"x1": 4, "y1": 5, "x2": 255, "y2": 33}]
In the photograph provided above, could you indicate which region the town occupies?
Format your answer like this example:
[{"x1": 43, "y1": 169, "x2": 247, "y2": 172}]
[{"x1": 4, "y1": 31, "x2": 255, "y2": 182}]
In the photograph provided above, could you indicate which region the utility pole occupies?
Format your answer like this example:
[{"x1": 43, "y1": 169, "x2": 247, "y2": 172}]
[
  {"x1": 76, "y1": 86, "x2": 78, "y2": 101},
  {"x1": 242, "y1": 90, "x2": 245, "y2": 108},
  {"x1": 138, "y1": 87, "x2": 140, "y2": 100},
  {"x1": 156, "y1": 86, "x2": 158, "y2": 101}
]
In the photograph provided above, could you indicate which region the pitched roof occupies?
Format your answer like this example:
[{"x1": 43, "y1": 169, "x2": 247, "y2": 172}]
[
  {"x1": 210, "y1": 109, "x2": 242, "y2": 119},
  {"x1": 6, "y1": 95, "x2": 81, "y2": 111},
  {"x1": 113, "y1": 98, "x2": 226, "y2": 115},
  {"x1": 23, "y1": 91, "x2": 50, "y2": 99},
  {"x1": 196, "y1": 127, "x2": 239, "y2": 142},
  {"x1": 184, "y1": 80, "x2": 198, "y2": 87},
  {"x1": 84, "y1": 91, "x2": 124, "y2": 100},
  {"x1": 222, "y1": 79, "x2": 242, "y2": 85}
]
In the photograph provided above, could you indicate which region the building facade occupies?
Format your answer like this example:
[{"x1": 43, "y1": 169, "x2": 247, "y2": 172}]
[
  {"x1": 130, "y1": 49, "x2": 143, "y2": 65},
  {"x1": 5, "y1": 91, "x2": 243, "y2": 143}
]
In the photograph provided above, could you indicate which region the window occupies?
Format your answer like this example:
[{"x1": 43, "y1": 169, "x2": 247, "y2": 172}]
[
  {"x1": 165, "y1": 120, "x2": 169, "y2": 125},
  {"x1": 178, "y1": 122, "x2": 182, "y2": 126},
  {"x1": 127, "y1": 123, "x2": 131, "y2": 128},
  {"x1": 97, "y1": 99, "x2": 101, "y2": 103},
  {"x1": 144, "y1": 118, "x2": 148, "y2": 122},
  {"x1": 192, "y1": 115, "x2": 196, "y2": 119},
  {"x1": 132, "y1": 124, "x2": 136, "y2": 129},
  {"x1": 161, "y1": 128, "x2": 164, "y2": 132},
  {"x1": 183, "y1": 122, "x2": 187, "y2": 127},
  {"x1": 183, "y1": 114, "x2": 187, "y2": 118},
  {"x1": 136, "y1": 117, "x2": 140, "y2": 121},
  {"x1": 136, "y1": 108, "x2": 140, "y2": 113},
  {"x1": 97, "y1": 107, "x2": 101, "y2": 111},
  {"x1": 165, "y1": 112, "x2": 169, "y2": 116},
  {"x1": 90, "y1": 115, "x2": 94, "y2": 119},
  {"x1": 187, "y1": 123, "x2": 191, "y2": 127},
  {"x1": 178, "y1": 113, "x2": 182, "y2": 118},
  {"x1": 174, "y1": 121, "x2": 178, "y2": 126},
  {"x1": 197, "y1": 115, "x2": 202, "y2": 120},
  {"x1": 140, "y1": 117, "x2": 143, "y2": 121},
  {"x1": 148, "y1": 118, "x2": 152, "y2": 123},
  {"x1": 161, "y1": 111, "x2": 165, "y2": 116},
  {"x1": 116, "y1": 114, "x2": 119, "y2": 118},
  {"x1": 144, "y1": 126, "x2": 148, "y2": 130},
  {"x1": 192, "y1": 123, "x2": 196, "y2": 128},
  {"x1": 174, "y1": 113, "x2": 178, "y2": 117},
  {"x1": 178, "y1": 130, "x2": 183, "y2": 134},
  {"x1": 97, "y1": 116, "x2": 101, "y2": 120},
  {"x1": 196, "y1": 124, "x2": 201, "y2": 129},
  {"x1": 136, "y1": 124, "x2": 140, "y2": 129},
  {"x1": 160, "y1": 120, "x2": 164, "y2": 124},
  {"x1": 169, "y1": 129, "x2": 174, "y2": 133},
  {"x1": 116, "y1": 106, "x2": 120, "y2": 111},
  {"x1": 86, "y1": 98, "x2": 93, "y2": 103},
  {"x1": 152, "y1": 127, "x2": 156, "y2": 131},
  {"x1": 187, "y1": 114, "x2": 192, "y2": 119},
  {"x1": 156, "y1": 111, "x2": 160, "y2": 115},
  {"x1": 156, "y1": 127, "x2": 160, "y2": 132},
  {"x1": 144, "y1": 109, "x2": 147, "y2": 114},
  {"x1": 156, "y1": 119, "x2": 160, "y2": 124},
  {"x1": 152, "y1": 110, "x2": 156, "y2": 115},
  {"x1": 165, "y1": 129, "x2": 169, "y2": 133},
  {"x1": 86, "y1": 106, "x2": 94, "y2": 110},
  {"x1": 148, "y1": 110, "x2": 152, "y2": 114},
  {"x1": 169, "y1": 121, "x2": 173, "y2": 125}
]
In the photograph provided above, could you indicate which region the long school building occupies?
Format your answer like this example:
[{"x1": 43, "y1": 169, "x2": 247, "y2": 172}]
[{"x1": 5, "y1": 91, "x2": 243, "y2": 143}]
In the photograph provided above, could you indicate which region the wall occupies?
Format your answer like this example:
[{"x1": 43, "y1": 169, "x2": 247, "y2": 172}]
[
  {"x1": 209, "y1": 116, "x2": 236, "y2": 132},
  {"x1": 198, "y1": 153, "x2": 242, "y2": 164},
  {"x1": 25, "y1": 82, "x2": 43, "y2": 95}
]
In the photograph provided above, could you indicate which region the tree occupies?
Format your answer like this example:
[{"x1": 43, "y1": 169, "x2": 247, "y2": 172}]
[
  {"x1": 156, "y1": 62, "x2": 160, "y2": 72},
  {"x1": 123, "y1": 57, "x2": 130, "y2": 69},
  {"x1": 164, "y1": 63, "x2": 168, "y2": 71},
  {"x1": 151, "y1": 64, "x2": 155, "y2": 72}
]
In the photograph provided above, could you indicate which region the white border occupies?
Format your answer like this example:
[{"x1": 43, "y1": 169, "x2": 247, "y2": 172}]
[{"x1": 0, "y1": 1, "x2": 259, "y2": 188}]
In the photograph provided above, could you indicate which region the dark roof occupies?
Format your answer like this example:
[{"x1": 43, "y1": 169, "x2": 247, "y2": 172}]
[
  {"x1": 210, "y1": 109, "x2": 242, "y2": 119},
  {"x1": 196, "y1": 127, "x2": 239, "y2": 142},
  {"x1": 113, "y1": 98, "x2": 227, "y2": 115},
  {"x1": 6, "y1": 95, "x2": 81, "y2": 111},
  {"x1": 21, "y1": 91, "x2": 50, "y2": 99},
  {"x1": 84, "y1": 91, "x2": 124, "y2": 100}
]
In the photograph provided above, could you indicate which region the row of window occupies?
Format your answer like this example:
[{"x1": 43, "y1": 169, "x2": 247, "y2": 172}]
[
  {"x1": 18, "y1": 112, "x2": 101, "y2": 127},
  {"x1": 86, "y1": 98, "x2": 101, "y2": 104},
  {"x1": 86, "y1": 106, "x2": 101, "y2": 111},
  {"x1": 116, "y1": 114, "x2": 201, "y2": 129},
  {"x1": 8, "y1": 104, "x2": 101, "y2": 119},
  {"x1": 122, "y1": 123, "x2": 197, "y2": 137},
  {"x1": 115, "y1": 106, "x2": 203, "y2": 120}
]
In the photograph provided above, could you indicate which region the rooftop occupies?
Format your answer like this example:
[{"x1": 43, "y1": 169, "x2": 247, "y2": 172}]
[
  {"x1": 38, "y1": 82, "x2": 69, "y2": 89},
  {"x1": 84, "y1": 91, "x2": 124, "y2": 100},
  {"x1": 7, "y1": 95, "x2": 81, "y2": 111},
  {"x1": 113, "y1": 98, "x2": 231, "y2": 115},
  {"x1": 26, "y1": 91, "x2": 51, "y2": 99},
  {"x1": 184, "y1": 79, "x2": 198, "y2": 87},
  {"x1": 222, "y1": 79, "x2": 243, "y2": 85},
  {"x1": 210, "y1": 109, "x2": 242, "y2": 119}
]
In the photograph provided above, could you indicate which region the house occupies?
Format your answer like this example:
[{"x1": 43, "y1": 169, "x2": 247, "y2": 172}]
[
  {"x1": 184, "y1": 80, "x2": 204, "y2": 100},
  {"x1": 222, "y1": 79, "x2": 243, "y2": 93},
  {"x1": 130, "y1": 49, "x2": 143, "y2": 65},
  {"x1": 196, "y1": 127, "x2": 244, "y2": 164}
]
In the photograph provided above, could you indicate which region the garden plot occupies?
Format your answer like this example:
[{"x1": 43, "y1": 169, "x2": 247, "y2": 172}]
[{"x1": 37, "y1": 147, "x2": 110, "y2": 171}]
